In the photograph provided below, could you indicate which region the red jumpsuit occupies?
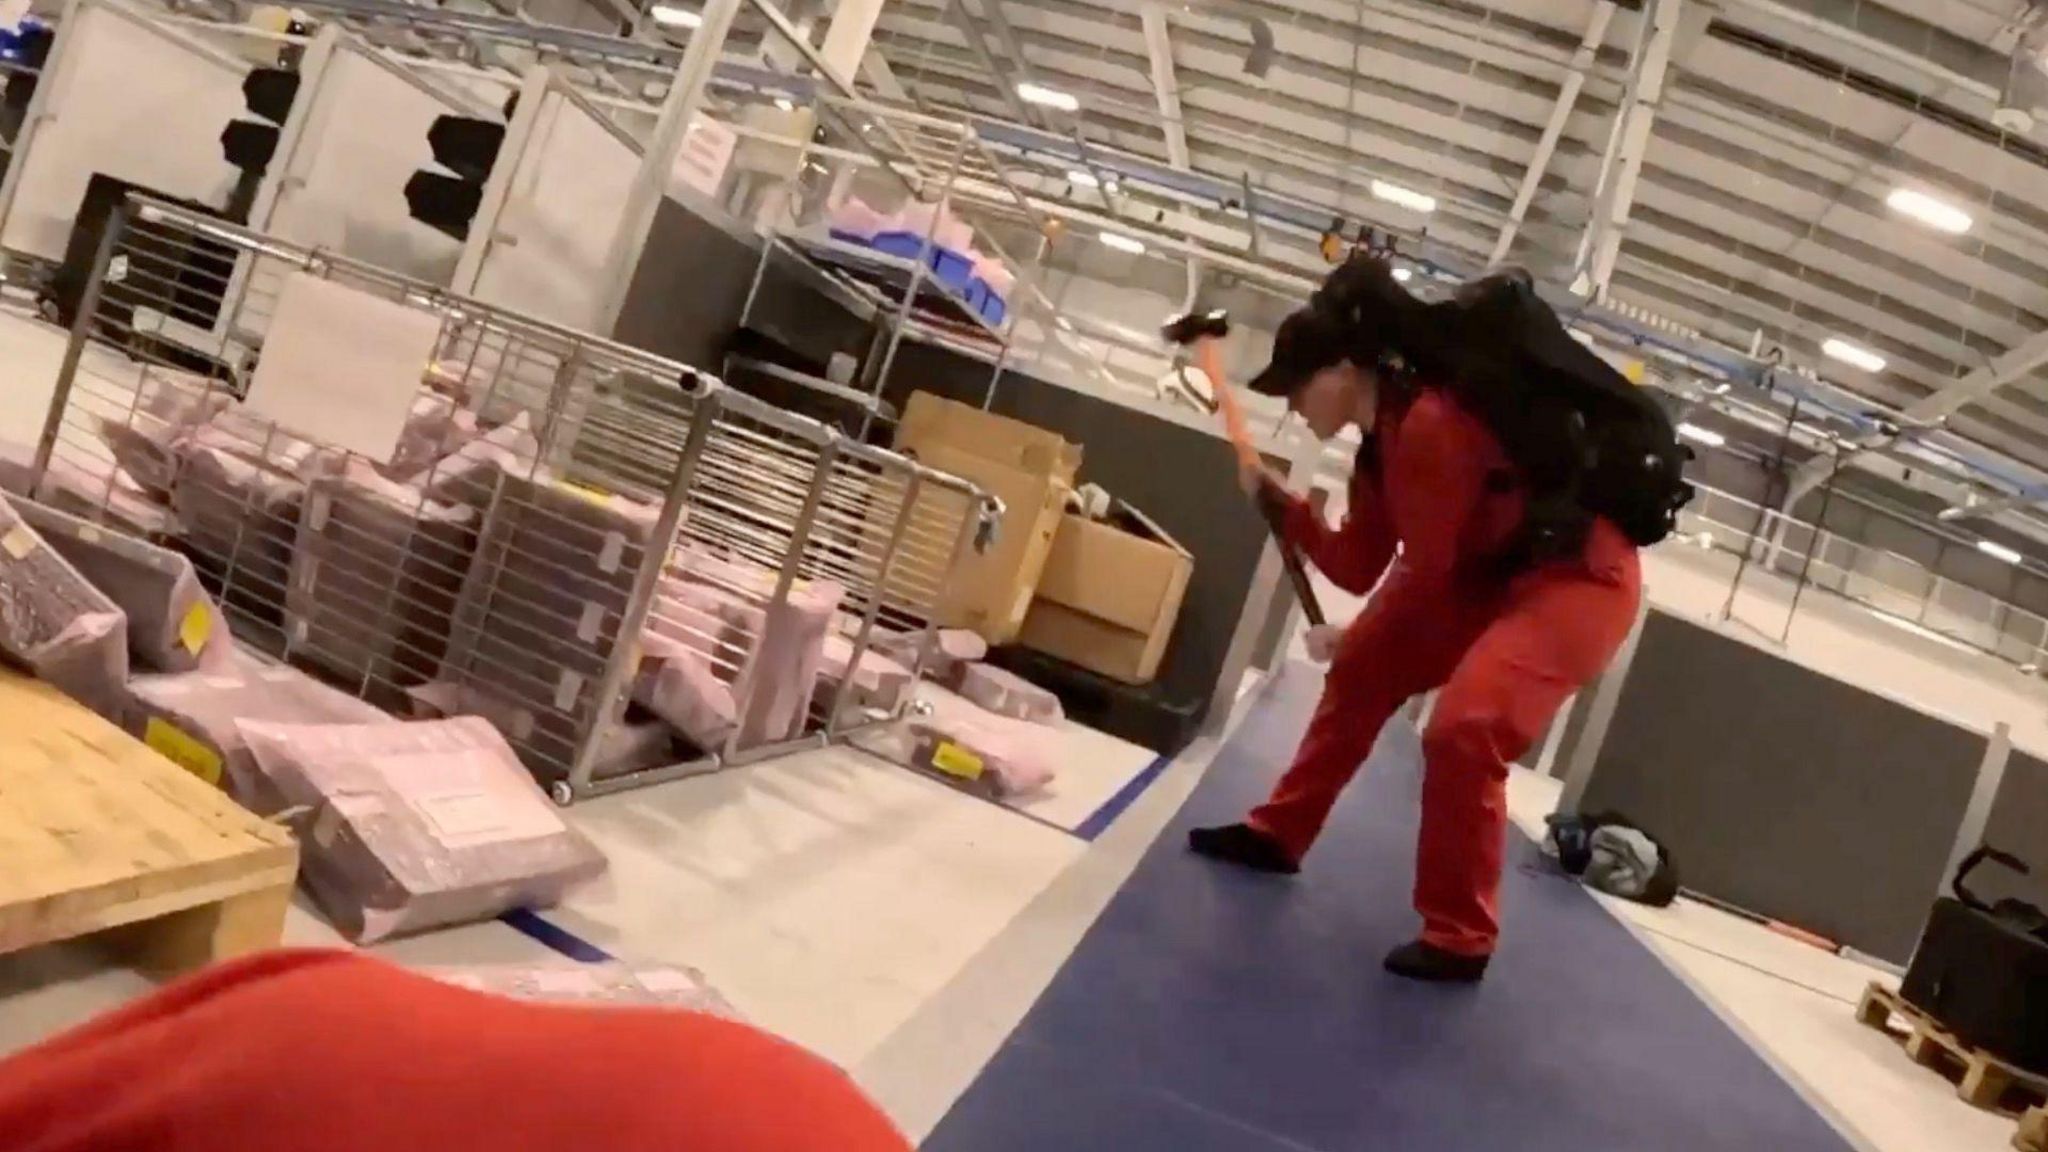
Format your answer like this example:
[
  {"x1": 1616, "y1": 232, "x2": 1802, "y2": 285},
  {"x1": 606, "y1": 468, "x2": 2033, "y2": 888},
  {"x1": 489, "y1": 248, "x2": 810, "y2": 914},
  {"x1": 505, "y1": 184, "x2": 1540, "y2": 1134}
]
[{"x1": 1248, "y1": 387, "x2": 1641, "y2": 957}]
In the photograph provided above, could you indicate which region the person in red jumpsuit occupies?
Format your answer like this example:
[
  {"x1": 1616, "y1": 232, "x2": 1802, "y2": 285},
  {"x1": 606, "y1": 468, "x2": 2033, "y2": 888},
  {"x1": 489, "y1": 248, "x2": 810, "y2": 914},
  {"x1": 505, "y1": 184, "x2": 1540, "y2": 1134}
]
[
  {"x1": 0, "y1": 948, "x2": 910, "y2": 1151},
  {"x1": 1189, "y1": 263, "x2": 1643, "y2": 983}
]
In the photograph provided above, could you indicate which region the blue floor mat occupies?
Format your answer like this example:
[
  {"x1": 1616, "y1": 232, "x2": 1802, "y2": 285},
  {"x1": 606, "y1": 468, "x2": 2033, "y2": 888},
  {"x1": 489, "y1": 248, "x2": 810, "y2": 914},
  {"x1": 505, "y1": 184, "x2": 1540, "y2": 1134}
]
[{"x1": 923, "y1": 666, "x2": 1857, "y2": 1152}]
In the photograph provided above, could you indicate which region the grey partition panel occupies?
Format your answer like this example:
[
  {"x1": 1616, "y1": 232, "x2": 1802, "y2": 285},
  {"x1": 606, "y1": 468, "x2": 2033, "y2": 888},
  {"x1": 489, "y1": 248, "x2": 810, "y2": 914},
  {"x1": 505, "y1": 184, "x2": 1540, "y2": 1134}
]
[
  {"x1": 1979, "y1": 750, "x2": 2048, "y2": 910},
  {"x1": 1578, "y1": 610, "x2": 1983, "y2": 963}
]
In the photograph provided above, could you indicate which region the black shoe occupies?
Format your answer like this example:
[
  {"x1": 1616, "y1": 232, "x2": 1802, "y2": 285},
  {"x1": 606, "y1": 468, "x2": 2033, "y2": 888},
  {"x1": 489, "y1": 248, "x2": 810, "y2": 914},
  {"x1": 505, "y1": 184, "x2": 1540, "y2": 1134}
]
[
  {"x1": 1382, "y1": 940, "x2": 1489, "y2": 984},
  {"x1": 1187, "y1": 823, "x2": 1300, "y2": 874}
]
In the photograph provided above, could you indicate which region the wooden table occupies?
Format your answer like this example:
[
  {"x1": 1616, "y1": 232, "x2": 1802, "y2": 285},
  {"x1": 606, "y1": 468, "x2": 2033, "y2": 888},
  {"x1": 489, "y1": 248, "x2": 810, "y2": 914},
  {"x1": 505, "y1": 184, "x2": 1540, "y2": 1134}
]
[{"x1": 0, "y1": 674, "x2": 298, "y2": 975}]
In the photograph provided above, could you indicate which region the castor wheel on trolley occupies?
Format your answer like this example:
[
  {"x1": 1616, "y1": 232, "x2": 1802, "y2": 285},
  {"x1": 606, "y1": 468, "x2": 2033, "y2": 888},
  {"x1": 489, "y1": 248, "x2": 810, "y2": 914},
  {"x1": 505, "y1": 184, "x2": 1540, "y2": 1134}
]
[{"x1": 548, "y1": 780, "x2": 576, "y2": 807}]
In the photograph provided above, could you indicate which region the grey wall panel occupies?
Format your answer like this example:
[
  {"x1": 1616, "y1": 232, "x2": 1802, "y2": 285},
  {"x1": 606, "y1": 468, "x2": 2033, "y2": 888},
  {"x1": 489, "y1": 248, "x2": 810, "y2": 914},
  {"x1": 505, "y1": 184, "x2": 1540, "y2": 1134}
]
[
  {"x1": 612, "y1": 198, "x2": 761, "y2": 369},
  {"x1": 1579, "y1": 609, "x2": 1984, "y2": 963},
  {"x1": 1978, "y1": 750, "x2": 2048, "y2": 910}
]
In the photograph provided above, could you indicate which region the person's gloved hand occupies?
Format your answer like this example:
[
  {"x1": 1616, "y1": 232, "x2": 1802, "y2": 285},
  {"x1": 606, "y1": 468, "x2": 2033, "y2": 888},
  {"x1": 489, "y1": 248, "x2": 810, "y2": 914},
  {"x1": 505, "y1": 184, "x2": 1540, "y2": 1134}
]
[{"x1": 1304, "y1": 624, "x2": 1342, "y2": 664}]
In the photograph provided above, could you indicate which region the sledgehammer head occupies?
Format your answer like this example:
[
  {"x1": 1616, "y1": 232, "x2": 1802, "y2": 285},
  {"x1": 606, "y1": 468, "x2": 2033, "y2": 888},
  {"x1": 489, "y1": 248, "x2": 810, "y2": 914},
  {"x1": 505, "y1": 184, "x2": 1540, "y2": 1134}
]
[{"x1": 1161, "y1": 308, "x2": 1231, "y2": 346}]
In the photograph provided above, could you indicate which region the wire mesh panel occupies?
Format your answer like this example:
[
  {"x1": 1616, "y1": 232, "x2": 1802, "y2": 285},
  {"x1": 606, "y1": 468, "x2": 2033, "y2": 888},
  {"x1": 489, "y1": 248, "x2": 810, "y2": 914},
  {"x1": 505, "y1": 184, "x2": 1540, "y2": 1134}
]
[{"x1": 32, "y1": 195, "x2": 990, "y2": 803}]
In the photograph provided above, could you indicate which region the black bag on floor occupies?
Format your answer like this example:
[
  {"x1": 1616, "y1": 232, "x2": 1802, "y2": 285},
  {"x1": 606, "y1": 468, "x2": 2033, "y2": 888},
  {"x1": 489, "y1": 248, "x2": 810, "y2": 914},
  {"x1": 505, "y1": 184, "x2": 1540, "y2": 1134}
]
[{"x1": 1900, "y1": 846, "x2": 2048, "y2": 1074}]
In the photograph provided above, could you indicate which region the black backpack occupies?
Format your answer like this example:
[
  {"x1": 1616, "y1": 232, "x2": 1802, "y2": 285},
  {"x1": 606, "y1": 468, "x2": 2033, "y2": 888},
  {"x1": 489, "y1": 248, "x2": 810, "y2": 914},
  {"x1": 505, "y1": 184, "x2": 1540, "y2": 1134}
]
[{"x1": 1313, "y1": 261, "x2": 1696, "y2": 556}]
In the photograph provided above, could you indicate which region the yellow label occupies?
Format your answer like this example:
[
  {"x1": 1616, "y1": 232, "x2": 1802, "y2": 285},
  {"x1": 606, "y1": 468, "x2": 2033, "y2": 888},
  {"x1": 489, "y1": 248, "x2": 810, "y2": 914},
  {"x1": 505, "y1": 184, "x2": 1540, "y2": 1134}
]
[
  {"x1": 553, "y1": 478, "x2": 612, "y2": 505},
  {"x1": 145, "y1": 718, "x2": 223, "y2": 786},
  {"x1": 929, "y1": 740, "x2": 984, "y2": 782},
  {"x1": 178, "y1": 603, "x2": 212, "y2": 656}
]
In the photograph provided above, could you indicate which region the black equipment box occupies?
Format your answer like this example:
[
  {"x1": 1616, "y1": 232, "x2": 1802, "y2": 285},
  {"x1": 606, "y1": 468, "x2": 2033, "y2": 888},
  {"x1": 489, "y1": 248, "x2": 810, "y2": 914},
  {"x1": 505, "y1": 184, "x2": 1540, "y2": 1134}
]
[
  {"x1": 989, "y1": 645, "x2": 1204, "y2": 757},
  {"x1": 1900, "y1": 847, "x2": 2048, "y2": 1074}
]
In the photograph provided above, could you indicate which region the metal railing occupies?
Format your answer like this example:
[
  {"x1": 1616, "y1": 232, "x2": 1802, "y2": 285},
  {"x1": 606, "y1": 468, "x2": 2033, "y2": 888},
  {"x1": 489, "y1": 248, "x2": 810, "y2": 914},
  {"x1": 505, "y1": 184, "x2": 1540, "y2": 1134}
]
[{"x1": 30, "y1": 195, "x2": 996, "y2": 802}]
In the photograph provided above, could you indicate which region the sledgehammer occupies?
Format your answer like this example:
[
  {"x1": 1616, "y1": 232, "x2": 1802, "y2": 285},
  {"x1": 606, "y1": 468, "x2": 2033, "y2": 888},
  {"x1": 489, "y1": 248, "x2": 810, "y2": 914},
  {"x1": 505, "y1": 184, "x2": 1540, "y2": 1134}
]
[{"x1": 1161, "y1": 308, "x2": 1326, "y2": 628}]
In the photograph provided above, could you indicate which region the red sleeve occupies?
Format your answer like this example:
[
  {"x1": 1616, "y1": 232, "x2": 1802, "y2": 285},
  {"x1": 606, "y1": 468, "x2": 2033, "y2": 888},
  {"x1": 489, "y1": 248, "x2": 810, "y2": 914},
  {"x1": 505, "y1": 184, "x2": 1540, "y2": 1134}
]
[
  {"x1": 1276, "y1": 475, "x2": 1396, "y2": 595},
  {"x1": 1384, "y1": 392, "x2": 1493, "y2": 578}
]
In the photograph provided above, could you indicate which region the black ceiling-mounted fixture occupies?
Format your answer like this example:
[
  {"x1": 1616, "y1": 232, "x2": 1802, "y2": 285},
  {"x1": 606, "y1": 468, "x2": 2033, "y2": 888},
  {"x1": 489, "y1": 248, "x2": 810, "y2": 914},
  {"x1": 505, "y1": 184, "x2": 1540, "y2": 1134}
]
[{"x1": 404, "y1": 112, "x2": 509, "y2": 240}]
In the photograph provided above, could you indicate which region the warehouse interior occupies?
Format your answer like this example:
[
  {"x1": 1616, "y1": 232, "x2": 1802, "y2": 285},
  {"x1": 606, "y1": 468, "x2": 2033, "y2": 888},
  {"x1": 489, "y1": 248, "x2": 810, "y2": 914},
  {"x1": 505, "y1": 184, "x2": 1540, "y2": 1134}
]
[{"x1": 4, "y1": 0, "x2": 2048, "y2": 1148}]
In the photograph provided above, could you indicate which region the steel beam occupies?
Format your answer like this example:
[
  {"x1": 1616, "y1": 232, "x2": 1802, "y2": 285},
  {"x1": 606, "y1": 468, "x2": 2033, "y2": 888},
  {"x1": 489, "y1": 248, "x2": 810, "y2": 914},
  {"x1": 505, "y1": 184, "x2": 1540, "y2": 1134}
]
[
  {"x1": 1490, "y1": 0, "x2": 1613, "y2": 268},
  {"x1": 1141, "y1": 3, "x2": 1202, "y2": 305},
  {"x1": 1574, "y1": 0, "x2": 1679, "y2": 300}
]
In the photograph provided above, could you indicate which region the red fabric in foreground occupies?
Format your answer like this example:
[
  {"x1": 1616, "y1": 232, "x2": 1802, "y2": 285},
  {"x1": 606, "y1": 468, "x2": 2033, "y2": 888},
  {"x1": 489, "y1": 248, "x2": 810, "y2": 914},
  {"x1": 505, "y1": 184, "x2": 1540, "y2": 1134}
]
[{"x1": 0, "y1": 948, "x2": 910, "y2": 1152}]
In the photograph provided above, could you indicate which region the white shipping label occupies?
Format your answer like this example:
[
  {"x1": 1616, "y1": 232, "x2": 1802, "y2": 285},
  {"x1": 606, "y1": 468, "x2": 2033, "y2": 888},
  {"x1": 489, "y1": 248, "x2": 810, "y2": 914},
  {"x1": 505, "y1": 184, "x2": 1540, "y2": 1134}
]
[
  {"x1": 1, "y1": 525, "x2": 35, "y2": 559},
  {"x1": 380, "y1": 750, "x2": 564, "y2": 850},
  {"x1": 243, "y1": 274, "x2": 441, "y2": 466}
]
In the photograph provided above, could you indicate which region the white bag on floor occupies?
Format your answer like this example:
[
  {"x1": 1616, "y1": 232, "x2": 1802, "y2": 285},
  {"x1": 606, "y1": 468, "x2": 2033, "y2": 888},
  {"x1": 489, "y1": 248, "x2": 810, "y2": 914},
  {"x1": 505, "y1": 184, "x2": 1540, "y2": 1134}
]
[{"x1": 238, "y1": 715, "x2": 607, "y2": 943}]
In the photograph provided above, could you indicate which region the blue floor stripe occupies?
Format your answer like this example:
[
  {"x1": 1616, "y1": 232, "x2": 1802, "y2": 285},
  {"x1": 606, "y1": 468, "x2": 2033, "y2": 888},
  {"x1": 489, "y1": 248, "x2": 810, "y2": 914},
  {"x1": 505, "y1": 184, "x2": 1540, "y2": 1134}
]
[
  {"x1": 498, "y1": 909, "x2": 614, "y2": 963},
  {"x1": 1074, "y1": 754, "x2": 1173, "y2": 841},
  {"x1": 924, "y1": 663, "x2": 1857, "y2": 1152}
]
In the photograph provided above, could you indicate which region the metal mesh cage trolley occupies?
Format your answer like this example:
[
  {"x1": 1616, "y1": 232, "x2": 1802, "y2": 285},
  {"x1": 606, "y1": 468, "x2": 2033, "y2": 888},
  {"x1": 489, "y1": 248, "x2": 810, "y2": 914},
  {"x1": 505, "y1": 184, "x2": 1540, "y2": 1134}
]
[{"x1": 29, "y1": 196, "x2": 995, "y2": 802}]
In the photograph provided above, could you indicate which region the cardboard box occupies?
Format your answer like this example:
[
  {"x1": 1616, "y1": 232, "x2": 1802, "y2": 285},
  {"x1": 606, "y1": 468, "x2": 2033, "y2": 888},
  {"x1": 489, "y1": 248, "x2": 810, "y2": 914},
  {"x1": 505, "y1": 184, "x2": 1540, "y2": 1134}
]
[
  {"x1": 894, "y1": 394, "x2": 1079, "y2": 645},
  {"x1": 1020, "y1": 505, "x2": 1192, "y2": 685},
  {"x1": 896, "y1": 392, "x2": 1081, "y2": 483}
]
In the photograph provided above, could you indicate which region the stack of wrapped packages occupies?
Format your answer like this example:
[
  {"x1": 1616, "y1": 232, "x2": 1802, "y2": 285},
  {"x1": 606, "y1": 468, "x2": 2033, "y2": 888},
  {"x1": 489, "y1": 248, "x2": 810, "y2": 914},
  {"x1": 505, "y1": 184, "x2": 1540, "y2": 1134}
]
[{"x1": 861, "y1": 627, "x2": 1065, "y2": 800}]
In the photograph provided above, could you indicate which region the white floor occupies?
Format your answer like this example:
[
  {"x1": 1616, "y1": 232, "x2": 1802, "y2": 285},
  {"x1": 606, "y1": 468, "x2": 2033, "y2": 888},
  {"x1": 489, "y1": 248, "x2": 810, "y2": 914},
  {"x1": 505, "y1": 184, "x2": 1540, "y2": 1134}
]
[{"x1": 0, "y1": 693, "x2": 2021, "y2": 1152}]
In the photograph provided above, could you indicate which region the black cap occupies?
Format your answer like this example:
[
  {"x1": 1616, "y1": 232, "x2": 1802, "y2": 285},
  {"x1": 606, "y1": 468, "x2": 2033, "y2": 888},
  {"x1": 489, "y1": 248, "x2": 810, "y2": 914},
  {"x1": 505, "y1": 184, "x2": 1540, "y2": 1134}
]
[{"x1": 1247, "y1": 306, "x2": 1349, "y2": 398}]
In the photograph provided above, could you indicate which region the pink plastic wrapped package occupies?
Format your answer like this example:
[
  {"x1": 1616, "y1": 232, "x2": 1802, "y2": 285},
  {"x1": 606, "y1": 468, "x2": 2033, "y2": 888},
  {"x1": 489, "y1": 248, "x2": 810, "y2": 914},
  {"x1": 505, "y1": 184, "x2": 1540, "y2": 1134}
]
[
  {"x1": 956, "y1": 663, "x2": 1063, "y2": 725},
  {"x1": 405, "y1": 679, "x2": 677, "y2": 781},
  {"x1": 819, "y1": 632, "x2": 913, "y2": 713},
  {"x1": 98, "y1": 372, "x2": 234, "y2": 498},
  {"x1": 383, "y1": 391, "x2": 481, "y2": 481},
  {"x1": 873, "y1": 626, "x2": 984, "y2": 686},
  {"x1": 238, "y1": 716, "x2": 607, "y2": 943},
  {"x1": 173, "y1": 415, "x2": 342, "y2": 620},
  {"x1": 423, "y1": 412, "x2": 540, "y2": 509},
  {"x1": 900, "y1": 691, "x2": 1056, "y2": 798},
  {"x1": 12, "y1": 496, "x2": 233, "y2": 673},
  {"x1": 733, "y1": 578, "x2": 843, "y2": 746},
  {"x1": 287, "y1": 461, "x2": 476, "y2": 692},
  {"x1": 126, "y1": 659, "x2": 390, "y2": 810},
  {"x1": 634, "y1": 632, "x2": 738, "y2": 753},
  {"x1": 427, "y1": 963, "x2": 740, "y2": 1018},
  {"x1": 39, "y1": 455, "x2": 183, "y2": 538},
  {"x1": 440, "y1": 475, "x2": 662, "y2": 772},
  {"x1": 0, "y1": 497, "x2": 128, "y2": 717}
]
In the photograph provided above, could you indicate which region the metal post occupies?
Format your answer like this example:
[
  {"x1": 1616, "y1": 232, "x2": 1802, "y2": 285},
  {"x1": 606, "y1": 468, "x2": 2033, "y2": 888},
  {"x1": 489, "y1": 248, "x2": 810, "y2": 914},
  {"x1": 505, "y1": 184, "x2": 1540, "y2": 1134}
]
[
  {"x1": 33, "y1": 201, "x2": 127, "y2": 484},
  {"x1": 824, "y1": 468, "x2": 925, "y2": 738},
  {"x1": 0, "y1": 0, "x2": 85, "y2": 247},
  {"x1": 564, "y1": 379, "x2": 721, "y2": 797},
  {"x1": 1558, "y1": 596, "x2": 1649, "y2": 814},
  {"x1": 1780, "y1": 453, "x2": 1843, "y2": 644},
  {"x1": 1939, "y1": 721, "x2": 2011, "y2": 894},
  {"x1": 593, "y1": 0, "x2": 742, "y2": 334},
  {"x1": 722, "y1": 434, "x2": 839, "y2": 764},
  {"x1": 450, "y1": 64, "x2": 551, "y2": 295},
  {"x1": 859, "y1": 130, "x2": 971, "y2": 437}
]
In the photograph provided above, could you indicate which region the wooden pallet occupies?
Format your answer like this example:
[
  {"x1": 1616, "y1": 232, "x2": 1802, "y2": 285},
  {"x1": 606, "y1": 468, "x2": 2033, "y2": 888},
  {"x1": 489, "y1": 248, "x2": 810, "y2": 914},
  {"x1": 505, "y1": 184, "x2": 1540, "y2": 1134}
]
[
  {"x1": 2016, "y1": 1106, "x2": 2046, "y2": 1152},
  {"x1": 0, "y1": 674, "x2": 298, "y2": 975},
  {"x1": 1856, "y1": 983, "x2": 2048, "y2": 1115}
]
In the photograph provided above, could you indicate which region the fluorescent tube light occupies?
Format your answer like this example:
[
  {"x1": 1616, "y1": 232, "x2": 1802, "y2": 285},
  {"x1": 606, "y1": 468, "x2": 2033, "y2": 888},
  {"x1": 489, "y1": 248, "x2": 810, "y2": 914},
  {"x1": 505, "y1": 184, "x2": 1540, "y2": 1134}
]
[
  {"x1": 1978, "y1": 539, "x2": 2024, "y2": 565},
  {"x1": 1098, "y1": 230, "x2": 1146, "y2": 255},
  {"x1": 774, "y1": 97, "x2": 794, "y2": 112},
  {"x1": 649, "y1": 5, "x2": 700, "y2": 29},
  {"x1": 1886, "y1": 188, "x2": 1973, "y2": 234},
  {"x1": 1016, "y1": 82, "x2": 1080, "y2": 112},
  {"x1": 1822, "y1": 337, "x2": 1886, "y2": 373},
  {"x1": 1675, "y1": 422, "x2": 1725, "y2": 448},
  {"x1": 1370, "y1": 179, "x2": 1436, "y2": 213},
  {"x1": 1392, "y1": 266, "x2": 1413, "y2": 283},
  {"x1": 1069, "y1": 169, "x2": 1118, "y2": 191}
]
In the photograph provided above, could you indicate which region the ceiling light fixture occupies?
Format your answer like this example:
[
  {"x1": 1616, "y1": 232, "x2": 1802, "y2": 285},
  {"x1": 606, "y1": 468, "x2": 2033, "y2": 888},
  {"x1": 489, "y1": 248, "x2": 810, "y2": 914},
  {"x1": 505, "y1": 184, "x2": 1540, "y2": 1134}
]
[
  {"x1": 649, "y1": 5, "x2": 701, "y2": 29},
  {"x1": 1886, "y1": 188, "x2": 1973, "y2": 234},
  {"x1": 1821, "y1": 337, "x2": 1886, "y2": 374},
  {"x1": 1978, "y1": 539, "x2": 2024, "y2": 565},
  {"x1": 1098, "y1": 230, "x2": 1146, "y2": 255},
  {"x1": 774, "y1": 97, "x2": 794, "y2": 112},
  {"x1": 1016, "y1": 82, "x2": 1080, "y2": 112},
  {"x1": 1391, "y1": 266, "x2": 1413, "y2": 283},
  {"x1": 1370, "y1": 179, "x2": 1435, "y2": 213},
  {"x1": 1676, "y1": 422, "x2": 1725, "y2": 448}
]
